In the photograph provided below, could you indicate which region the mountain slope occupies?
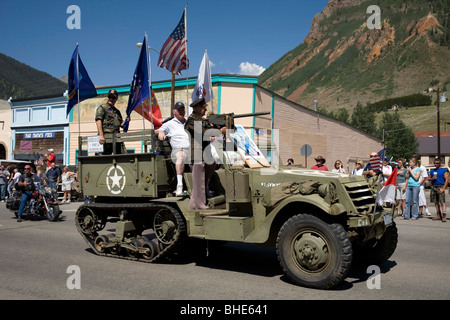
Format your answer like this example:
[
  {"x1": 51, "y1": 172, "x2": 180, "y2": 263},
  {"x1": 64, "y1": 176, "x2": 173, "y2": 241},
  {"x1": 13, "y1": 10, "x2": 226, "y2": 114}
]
[
  {"x1": 258, "y1": 0, "x2": 450, "y2": 112},
  {"x1": 0, "y1": 52, "x2": 68, "y2": 100}
]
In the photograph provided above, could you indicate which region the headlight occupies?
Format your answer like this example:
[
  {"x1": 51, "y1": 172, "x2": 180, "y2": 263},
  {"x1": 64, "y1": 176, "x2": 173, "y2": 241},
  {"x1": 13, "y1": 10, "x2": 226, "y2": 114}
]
[{"x1": 318, "y1": 183, "x2": 338, "y2": 203}]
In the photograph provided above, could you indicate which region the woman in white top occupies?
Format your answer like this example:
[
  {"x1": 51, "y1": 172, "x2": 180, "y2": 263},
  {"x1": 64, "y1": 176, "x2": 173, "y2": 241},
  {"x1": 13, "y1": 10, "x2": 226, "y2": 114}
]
[
  {"x1": 332, "y1": 160, "x2": 346, "y2": 174},
  {"x1": 61, "y1": 166, "x2": 75, "y2": 203},
  {"x1": 352, "y1": 160, "x2": 364, "y2": 176}
]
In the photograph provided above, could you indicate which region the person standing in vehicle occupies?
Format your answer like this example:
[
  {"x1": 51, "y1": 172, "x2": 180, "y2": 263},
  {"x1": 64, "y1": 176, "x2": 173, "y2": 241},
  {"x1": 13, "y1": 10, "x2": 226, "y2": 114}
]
[
  {"x1": 185, "y1": 97, "x2": 226, "y2": 210},
  {"x1": 95, "y1": 89, "x2": 130, "y2": 155},
  {"x1": 16, "y1": 165, "x2": 36, "y2": 222},
  {"x1": 428, "y1": 157, "x2": 450, "y2": 222}
]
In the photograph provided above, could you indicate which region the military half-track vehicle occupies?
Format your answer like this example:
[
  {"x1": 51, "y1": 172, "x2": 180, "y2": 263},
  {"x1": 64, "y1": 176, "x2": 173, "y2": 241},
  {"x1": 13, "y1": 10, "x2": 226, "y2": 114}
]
[{"x1": 75, "y1": 115, "x2": 397, "y2": 290}]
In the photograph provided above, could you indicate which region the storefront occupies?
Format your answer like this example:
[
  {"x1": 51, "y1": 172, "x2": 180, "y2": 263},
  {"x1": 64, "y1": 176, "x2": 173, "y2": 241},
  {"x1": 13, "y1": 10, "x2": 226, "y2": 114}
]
[{"x1": 9, "y1": 94, "x2": 69, "y2": 166}]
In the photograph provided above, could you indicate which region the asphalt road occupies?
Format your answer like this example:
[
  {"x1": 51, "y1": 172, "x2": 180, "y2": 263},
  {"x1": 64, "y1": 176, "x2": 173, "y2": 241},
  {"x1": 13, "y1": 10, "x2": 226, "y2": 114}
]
[{"x1": 0, "y1": 191, "x2": 449, "y2": 306}]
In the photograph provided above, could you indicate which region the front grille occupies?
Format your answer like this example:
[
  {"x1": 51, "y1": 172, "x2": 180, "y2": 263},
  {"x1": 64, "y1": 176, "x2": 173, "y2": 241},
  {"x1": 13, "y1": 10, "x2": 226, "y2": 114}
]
[{"x1": 344, "y1": 182, "x2": 376, "y2": 214}]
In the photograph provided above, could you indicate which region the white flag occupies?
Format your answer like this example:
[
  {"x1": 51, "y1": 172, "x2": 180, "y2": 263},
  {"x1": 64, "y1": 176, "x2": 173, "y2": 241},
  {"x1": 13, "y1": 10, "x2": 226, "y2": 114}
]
[
  {"x1": 376, "y1": 167, "x2": 398, "y2": 206},
  {"x1": 191, "y1": 49, "x2": 213, "y2": 104}
]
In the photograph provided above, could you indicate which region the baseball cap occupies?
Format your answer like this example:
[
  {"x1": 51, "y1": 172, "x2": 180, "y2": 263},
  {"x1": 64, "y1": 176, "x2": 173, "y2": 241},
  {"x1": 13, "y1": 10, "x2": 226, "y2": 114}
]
[{"x1": 173, "y1": 102, "x2": 185, "y2": 110}]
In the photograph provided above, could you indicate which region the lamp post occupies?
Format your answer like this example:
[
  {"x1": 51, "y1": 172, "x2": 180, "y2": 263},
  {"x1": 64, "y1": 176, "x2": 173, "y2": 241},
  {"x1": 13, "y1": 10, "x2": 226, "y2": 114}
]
[{"x1": 425, "y1": 88, "x2": 447, "y2": 159}]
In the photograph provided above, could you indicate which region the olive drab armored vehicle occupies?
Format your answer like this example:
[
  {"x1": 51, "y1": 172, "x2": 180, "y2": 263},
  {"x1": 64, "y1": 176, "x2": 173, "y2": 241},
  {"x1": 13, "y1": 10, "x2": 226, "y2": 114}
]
[{"x1": 75, "y1": 112, "x2": 398, "y2": 290}]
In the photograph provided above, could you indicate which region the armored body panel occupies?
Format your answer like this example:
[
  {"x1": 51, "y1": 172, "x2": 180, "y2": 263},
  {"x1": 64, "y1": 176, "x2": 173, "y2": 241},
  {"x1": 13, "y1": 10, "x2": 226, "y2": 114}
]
[{"x1": 75, "y1": 128, "x2": 397, "y2": 290}]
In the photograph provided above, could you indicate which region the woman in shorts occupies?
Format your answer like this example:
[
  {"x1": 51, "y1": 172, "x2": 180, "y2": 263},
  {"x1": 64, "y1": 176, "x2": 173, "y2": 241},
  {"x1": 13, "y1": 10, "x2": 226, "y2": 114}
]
[
  {"x1": 61, "y1": 166, "x2": 75, "y2": 203},
  {"x1": 396, "y1": 158, "x2": 407, "y2": 217}
]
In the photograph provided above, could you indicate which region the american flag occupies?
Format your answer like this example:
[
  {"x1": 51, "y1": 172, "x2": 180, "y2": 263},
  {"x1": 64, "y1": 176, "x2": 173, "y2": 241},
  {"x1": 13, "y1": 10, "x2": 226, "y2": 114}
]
[
  {"x1": 157, "y1": 11, "x2": 188, "y2": 75},
  {"x1": 369, "y1": 149, "x2": 384, "y2": 172}
]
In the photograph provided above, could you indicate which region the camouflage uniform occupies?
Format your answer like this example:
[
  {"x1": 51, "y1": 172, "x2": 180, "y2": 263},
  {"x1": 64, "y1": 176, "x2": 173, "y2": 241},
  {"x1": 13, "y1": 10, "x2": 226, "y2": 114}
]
[{"x1": 95, "y1": 104, "x2": 124, "y2": 154}]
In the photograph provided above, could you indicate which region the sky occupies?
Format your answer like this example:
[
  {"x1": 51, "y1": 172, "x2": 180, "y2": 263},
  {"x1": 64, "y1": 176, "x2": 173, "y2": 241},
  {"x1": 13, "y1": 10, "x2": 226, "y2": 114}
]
[{"x1": 0, "y1": 0, "x2": 329, "y2": 89}]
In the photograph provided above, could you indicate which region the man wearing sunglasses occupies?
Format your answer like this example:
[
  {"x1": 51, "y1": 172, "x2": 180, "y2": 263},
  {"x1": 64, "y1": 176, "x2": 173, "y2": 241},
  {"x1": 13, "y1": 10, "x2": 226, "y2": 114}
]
[
  {"x1": 428, "y1": 157, "x2": 449, "y2": 222},
  {"x1": 16, "y1": 165, "x2": 36, "y2": 222},
  {"x1": 95, "y1": 89, "x2": 130, "y2": 155}
]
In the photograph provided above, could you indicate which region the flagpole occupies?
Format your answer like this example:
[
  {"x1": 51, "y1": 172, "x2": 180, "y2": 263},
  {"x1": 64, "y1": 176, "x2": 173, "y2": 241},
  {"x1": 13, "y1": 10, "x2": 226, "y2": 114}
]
[
  {"x1": 76, "y1": 43, "x2": 80, "y2": 138},
  {"x1": 146, "y1": 33, "x2": 154, "y2": 134},
  {"x1": 184, "y1": 3, "x2": 189, "y2": 115},
  {"x1": 171, "y1": 72, "x2": 175, "y2": 117},
  {"x1": 206, "y1": 49, "x2": 214, "y2": 111}
]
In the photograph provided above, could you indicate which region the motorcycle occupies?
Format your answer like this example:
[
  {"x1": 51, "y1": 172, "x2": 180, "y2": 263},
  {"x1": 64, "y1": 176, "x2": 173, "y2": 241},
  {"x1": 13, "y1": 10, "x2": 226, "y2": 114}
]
[{"x1": 6, "y1": 185, "x2": 62, "y2": 222}]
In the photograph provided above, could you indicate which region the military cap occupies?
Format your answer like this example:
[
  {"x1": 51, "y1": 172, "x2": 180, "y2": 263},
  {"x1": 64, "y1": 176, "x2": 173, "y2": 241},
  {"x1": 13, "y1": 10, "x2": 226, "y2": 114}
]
[
  {"x1": 190, "y1": 97, "x2": 206, "y2": 108},
  {"x1": 108, "y1": 89, "x2": 119, "y2": 99}
]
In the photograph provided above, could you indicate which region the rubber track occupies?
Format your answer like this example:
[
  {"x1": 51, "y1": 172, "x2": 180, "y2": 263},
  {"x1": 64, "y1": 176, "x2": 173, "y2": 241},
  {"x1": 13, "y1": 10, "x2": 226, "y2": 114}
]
[{"x1": 75, "y1": 202, "x2": 186, "y2": 263}]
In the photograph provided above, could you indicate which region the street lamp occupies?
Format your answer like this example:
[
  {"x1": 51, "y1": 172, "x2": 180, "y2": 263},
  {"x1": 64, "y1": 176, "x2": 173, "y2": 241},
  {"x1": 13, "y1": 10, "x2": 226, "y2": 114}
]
[
  {"x1": 136, "y1": 42, "x2": 160, "y2": 55},
  {"x1": 425, "y1": 88, "x2": 447, "y2": 159}
]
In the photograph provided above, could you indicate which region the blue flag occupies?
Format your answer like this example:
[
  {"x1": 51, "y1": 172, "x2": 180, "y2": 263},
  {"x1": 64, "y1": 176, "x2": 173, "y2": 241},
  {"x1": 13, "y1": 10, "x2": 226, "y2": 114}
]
[
  {"x1": 126, "y1": 34, "x2": 150, "y2": 119},
  {"x1": 67, "y1": 45, "x2": 97, "y2": 116}
]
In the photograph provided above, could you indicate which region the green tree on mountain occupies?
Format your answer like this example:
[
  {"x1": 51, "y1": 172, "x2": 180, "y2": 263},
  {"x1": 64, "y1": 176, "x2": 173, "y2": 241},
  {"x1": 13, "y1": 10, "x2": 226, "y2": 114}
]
[
  {"x1": 377, "y1": 111, "x2": 418, "y2": 160},
  {"x1": 350, "y1": 102, "x2": 377, "y2": 136}
]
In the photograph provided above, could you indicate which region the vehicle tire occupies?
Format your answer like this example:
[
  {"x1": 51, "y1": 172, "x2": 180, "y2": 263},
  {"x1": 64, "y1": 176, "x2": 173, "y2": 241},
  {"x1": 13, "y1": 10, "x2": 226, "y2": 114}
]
[
  {"x1": 277, "y1": 214, "x2": 352, "y2": 289},
  {"x1": 47, "y1": 204, "x2": 61, "y2": 222},
  {"x1": 356, "y1": 222, "x2": 398, "y2": 265}
]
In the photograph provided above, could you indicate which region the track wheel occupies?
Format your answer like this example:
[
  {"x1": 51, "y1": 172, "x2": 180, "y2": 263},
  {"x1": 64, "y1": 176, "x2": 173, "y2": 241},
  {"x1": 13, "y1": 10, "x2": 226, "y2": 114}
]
[
  {"x1": 94, "y1": 235, "x2": 109, "y2": 253},
  {"x1": 153, "y1": 206, "x2": 186, "y2": 246},
  {"x1": 126, "y1": 238, "x2": 142, "y2": 258},
  {"x1": 75, "y1": 206, "x2": 103, "y2": 235},
  {"x1": 140, "y1": 239, "x2": 160, "y2": 261},
  {"x1": 277, "y1": 214, "x2": 352, "y2": 289}
]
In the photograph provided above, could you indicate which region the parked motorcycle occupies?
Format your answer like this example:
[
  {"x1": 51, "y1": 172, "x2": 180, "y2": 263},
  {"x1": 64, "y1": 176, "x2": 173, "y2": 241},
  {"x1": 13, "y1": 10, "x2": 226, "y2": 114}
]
[{"x1": 6, "y1": 186, "x2": 62, "y2": 222}]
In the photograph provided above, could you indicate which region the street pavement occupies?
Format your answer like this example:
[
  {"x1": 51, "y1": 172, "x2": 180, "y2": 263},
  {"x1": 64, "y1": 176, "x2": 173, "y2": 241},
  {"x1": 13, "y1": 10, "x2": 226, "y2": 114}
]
[{"x1": 0, "y1": 189, "x2": 449, "y2": 304}]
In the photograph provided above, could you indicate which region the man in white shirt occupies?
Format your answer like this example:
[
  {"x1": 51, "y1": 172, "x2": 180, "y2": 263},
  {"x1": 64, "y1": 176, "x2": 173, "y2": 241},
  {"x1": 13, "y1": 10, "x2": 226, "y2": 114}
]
[
  {"x1": 382, "y1": 157, "x2": 393, "y2": 182},
  {"x1": 417, "y1": 157, "x2": 431, "y2": 216},
  {"x1": 155, "y1": 102, "x2": 190, "y2": 196}
]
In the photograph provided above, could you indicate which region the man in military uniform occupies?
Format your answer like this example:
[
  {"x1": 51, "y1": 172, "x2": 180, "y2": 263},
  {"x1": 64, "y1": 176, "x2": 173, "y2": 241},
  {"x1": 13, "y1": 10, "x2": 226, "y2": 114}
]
[
  {"x1": 95, "y1": 89, "x2": 130, "y2": 154},
  {"x1": 185, "y1": 98, "x2": 226, "y2": 210}
]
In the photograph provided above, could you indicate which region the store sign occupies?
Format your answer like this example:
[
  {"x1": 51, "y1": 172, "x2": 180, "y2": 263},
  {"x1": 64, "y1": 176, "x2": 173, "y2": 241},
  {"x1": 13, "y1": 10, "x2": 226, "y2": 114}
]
[{"x1": 23, "y1": 132, "x2": 55, "y2": 139}]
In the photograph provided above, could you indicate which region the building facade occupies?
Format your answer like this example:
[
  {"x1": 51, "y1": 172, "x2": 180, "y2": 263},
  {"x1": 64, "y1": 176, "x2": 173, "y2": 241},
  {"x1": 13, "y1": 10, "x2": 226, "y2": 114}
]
[
  {"x1": 8, "y1": 94, "x2": 70, "y2": 165},
  {"x1": 4, "y1": 74, "x2": 384, "y2": 173}
]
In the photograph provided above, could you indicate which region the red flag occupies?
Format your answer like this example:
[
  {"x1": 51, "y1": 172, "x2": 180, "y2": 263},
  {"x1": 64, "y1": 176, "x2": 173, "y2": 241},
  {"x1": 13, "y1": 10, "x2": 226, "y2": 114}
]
[
  {"x1": 157, "y1": 10, "x2": 188, "y2": 75},
  {"x1": 376, "y1": 167, "x2": 398, "y2": 205},
  {"x1": 133, "y1": 90, "x2": 163, "y2": 129}
]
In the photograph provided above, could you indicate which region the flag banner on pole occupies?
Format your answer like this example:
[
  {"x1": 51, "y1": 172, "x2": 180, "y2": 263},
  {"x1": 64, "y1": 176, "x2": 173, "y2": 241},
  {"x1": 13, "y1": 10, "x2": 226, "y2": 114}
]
[
  {"x1": 132, "y1": 92, "x2": 163, "y2": 129},
  {"x1": 67, "y1": 45, "x2": 97, "y2": 116},
  {"x1": 157, "y1": 10, "x2": 188, "y2": 75},
  {"x1": 191, "y1": 49, "x2": 213, "y2": 104},
  {"x1": 369, "y1": 149, "x2": 384, "y2": 172},
  {"x1": 126, "y1": 34, "x2": 162, "y2": 130},
  {"x1": 126, "y1": 35, "x2": 150, "y2": 117},
  {"x1": 376, "y1": 167, "x2": 398, "y2": 206}
]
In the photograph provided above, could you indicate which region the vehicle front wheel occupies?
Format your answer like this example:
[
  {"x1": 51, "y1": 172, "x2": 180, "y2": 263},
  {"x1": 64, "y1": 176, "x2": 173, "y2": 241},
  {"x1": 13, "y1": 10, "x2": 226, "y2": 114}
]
[
  {"x1": 277, "y1": 214, "x2": 352, "y2": 289},
  {"x1": 47, "y1": 204, "x2": 61, "y2": 222}
]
